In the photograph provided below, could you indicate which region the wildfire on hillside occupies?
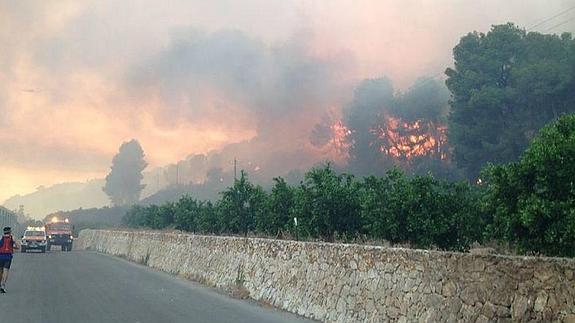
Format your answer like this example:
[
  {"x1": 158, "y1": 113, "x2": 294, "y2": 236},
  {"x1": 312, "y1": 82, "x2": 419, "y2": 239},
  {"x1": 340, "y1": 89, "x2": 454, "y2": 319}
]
[{"x1": 321, "y1": 115, "x2": 448, "y2": 163}]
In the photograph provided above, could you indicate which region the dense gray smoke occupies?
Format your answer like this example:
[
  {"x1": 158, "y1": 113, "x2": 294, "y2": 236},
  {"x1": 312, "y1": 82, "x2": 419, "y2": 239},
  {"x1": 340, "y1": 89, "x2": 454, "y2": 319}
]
[
  {"x1": 1, "y1": 1, "x2": 573, "y2": 216},
  {"x1": 145, "y1": 73, "x2": 455, "y2": 204},
  {"x1": 129, "y1": 29, "x2": 354, "y2": 187}
]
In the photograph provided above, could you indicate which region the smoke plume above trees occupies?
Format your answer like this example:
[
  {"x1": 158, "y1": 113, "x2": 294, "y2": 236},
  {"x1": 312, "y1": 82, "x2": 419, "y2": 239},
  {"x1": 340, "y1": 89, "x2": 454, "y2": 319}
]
[
  {"x1": 0, "y1": 0, "x2": 573, "y2": 211},
  {"x1": 127, "y1": 28, "x2": 353, "y2": 181}
]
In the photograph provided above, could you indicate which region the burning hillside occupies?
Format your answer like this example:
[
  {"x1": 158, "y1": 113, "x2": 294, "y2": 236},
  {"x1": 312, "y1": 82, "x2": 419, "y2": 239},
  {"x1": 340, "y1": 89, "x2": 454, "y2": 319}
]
[
  {"x1": 309, "y1": 76, "x2": 452, "y2": 177},
  {"x1": 319, "y1": 115, "x2": 448, "y2": 165}
]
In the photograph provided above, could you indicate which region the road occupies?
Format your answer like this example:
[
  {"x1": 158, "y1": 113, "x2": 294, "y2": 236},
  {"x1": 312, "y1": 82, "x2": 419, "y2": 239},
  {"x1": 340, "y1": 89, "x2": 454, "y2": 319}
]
[{"x1": 0, "y1": 250, "x2": 314, "y2": 323}]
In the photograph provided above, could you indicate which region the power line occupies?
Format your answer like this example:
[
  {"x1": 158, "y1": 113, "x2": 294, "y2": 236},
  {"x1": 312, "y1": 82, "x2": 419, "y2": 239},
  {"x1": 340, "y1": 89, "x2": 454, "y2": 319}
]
[
  {"x1": 542, "y1": 15, "x2": 575, "y2": 33},
  {"x1": 527, "y1": 4, "x2": 575, "y2": 31}
]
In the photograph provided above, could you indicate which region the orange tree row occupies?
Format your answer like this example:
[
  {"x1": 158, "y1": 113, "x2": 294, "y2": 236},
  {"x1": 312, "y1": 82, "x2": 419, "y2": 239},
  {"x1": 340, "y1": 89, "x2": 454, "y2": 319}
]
[
  {"x1": 123, "y1": 166, "x2": 483, "y2": 251},
  {"x1": 123, "y1": 114, "x2": 575, "y2": 257}
]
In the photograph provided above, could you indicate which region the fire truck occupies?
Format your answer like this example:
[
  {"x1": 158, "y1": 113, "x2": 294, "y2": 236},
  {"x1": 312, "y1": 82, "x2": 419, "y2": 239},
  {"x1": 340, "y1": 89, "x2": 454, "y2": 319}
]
[{"x1": 45, "y1": 217, "x2": 74, "y2": 251}]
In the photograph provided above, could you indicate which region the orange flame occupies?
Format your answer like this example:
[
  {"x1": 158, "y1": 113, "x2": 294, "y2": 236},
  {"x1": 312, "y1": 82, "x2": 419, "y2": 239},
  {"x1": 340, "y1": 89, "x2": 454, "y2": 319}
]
[
  {"x1": 330, "y1": 120, "x2": 352, "y2": 153},
  {"x1": 374, "y1": 115, "x2": 447, "y2": 161},
  {"x1": 324, "y1": 115, "x2": 448, "y2": 165}
]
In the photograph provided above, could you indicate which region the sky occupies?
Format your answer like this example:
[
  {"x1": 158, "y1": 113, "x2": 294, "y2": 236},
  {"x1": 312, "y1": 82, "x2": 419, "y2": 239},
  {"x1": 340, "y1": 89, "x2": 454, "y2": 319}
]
[{"x1": 1, "y1": 0, "x2": 574, "y2": 203}]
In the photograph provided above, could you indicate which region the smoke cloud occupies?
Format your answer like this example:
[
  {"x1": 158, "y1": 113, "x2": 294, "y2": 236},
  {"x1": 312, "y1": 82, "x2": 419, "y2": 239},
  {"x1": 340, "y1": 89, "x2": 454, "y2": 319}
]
[
  {"x1": 0, "y1": 0, "x2": 573, "y2": 210},
  {"x1": 127, "y1": 28, "x2": 354, "y2": 181}
]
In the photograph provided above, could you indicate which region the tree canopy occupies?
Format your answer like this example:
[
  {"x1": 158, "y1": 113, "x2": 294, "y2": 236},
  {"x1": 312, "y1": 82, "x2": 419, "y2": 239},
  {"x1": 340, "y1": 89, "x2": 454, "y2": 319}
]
[
  {"x1": 124, "y1": 164, "x2": 483, "y2": 251},
  {"x1": 103, "y1": 139, "x2": 148, "y2": 206},
  {"x1": 446, "y1": 23, "x2": 575, "y2": 179},
  {"x1": 482, "y1": 114, "x2": 575, "y2": 256},
  {"x1": 344, "y1": 77, "x2": 453, "y2": 178},
  {"x1": 345, "y1": 78, "x2": 396, "y2": 176}
]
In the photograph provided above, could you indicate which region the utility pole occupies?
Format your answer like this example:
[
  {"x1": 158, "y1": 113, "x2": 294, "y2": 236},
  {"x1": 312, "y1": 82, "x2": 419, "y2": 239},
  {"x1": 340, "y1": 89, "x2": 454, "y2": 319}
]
[
  {"x1": 176, "y1": 163, "x2": 179, "y2": 185},
  {"x1": 234, "y1": 158, "x2": 237, "y2": 181}
]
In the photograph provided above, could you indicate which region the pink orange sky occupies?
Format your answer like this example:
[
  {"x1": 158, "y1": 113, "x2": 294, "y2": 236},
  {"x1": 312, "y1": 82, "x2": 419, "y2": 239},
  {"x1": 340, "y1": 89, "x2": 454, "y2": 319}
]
[{"x1": 1, "y1": 0, "x2": 573, "y2": 203}]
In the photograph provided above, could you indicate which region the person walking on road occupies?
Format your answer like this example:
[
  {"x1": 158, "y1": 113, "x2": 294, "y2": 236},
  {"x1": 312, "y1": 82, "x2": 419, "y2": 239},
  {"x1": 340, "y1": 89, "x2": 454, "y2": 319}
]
[{"x1": 0, "y1": 227, "x2": 19, "y2": 293}]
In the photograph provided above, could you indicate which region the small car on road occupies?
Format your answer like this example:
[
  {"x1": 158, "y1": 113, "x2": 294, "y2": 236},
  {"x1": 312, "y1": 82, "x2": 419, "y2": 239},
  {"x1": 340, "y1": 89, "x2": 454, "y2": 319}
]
[{"x1": 21, "y1": 227, "x2": 48, "y2": 253}]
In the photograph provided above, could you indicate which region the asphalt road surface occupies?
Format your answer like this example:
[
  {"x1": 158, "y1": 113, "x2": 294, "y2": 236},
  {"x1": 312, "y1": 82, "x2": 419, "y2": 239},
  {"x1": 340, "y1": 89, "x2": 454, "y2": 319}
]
[{"x1": 0, "y1": 250, "x2": 314, "y2": 323}]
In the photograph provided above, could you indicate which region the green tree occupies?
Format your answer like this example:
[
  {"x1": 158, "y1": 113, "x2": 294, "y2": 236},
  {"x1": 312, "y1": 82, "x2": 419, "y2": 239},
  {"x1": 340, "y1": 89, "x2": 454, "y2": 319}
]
[
  {"x1": 123, "y1": 205, "x2": 145, "y2": 227},
  {"x1": 103, "y1": 139, "x2": 148, "y2": 206},
  {"x1": 293, "y1": 164, "x2": 361, "y2": 241},
  {"x1": 403, "y1": 175, "x2": 482, "y2": 250},
  {"x1": 391, "y1": 77, "x2": 450, "y2": 123},
  {"x1": 360, "y1": 170, "x2": 410, "y2": 242},
  {"x1": 196, "y1": 201, "x2": 219, "y2": 234},
  {"x1": 218, "y1": 171, "x2": 267, "y2": 236},
  {"x1": 257, "y1": 177, "x2": 295, "y2": 237},
  {"x1": 446, "y1": 23, "x2": 575, "y2": 179},
  {"x1": 360, "y1": 170, "x2": 482, "y2": 250},
  {"x1": 483, "y1": 114, "x2": 575, "y2": 256},
  {"x1": 153, "y1": 203, "x2": 175, "y2": 229},
  {"x1": 173, "y1": 195, "x2": 199, "y2": 232}
]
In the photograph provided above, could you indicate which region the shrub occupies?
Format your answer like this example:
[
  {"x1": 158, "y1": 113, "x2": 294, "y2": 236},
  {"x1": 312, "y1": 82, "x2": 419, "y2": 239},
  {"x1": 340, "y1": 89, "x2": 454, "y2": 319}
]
[{"x1": 483, "y1": 114, "x2": 575, "y2": 256}]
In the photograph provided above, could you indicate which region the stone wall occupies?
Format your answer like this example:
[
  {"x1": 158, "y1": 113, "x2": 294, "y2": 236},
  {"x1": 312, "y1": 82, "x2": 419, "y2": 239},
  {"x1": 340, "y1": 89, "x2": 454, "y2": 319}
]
[{"x1": 77, "y1": 229, "x2": 575, "y2": 322}]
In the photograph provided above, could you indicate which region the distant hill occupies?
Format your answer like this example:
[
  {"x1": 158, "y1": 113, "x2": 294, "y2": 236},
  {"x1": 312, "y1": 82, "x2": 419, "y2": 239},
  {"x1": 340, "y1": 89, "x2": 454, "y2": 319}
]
[
  {"x1": 3, "y1": 179, "x2": 110, "y2": 219},
  {"x1": 2, "y1": 168, "x2": 166, "y2": 220}
]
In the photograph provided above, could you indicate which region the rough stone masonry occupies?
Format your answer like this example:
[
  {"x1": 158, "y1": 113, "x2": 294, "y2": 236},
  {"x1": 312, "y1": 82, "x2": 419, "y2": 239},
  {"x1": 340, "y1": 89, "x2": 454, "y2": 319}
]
[{"x1": 77, "y1": 230, "x2": 575, "y2": 322}]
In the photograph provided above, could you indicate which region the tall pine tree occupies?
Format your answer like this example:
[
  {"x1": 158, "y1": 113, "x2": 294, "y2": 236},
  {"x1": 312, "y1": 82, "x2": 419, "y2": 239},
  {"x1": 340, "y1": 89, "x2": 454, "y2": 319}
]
[{"x1": 103, "y1": 139, "x2": 148, "y2": 206}]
